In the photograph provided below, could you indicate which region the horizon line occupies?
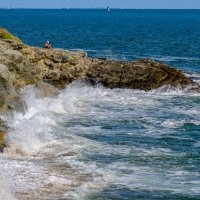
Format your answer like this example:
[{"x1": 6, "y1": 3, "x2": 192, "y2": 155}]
[{"x1": 0, "y1": 7, "x2": 200, "y2": 10}]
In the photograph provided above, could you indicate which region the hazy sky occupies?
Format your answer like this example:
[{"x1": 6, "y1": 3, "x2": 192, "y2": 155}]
[{"x1": 0, "y1": 0, "x2": 200, "y2": 9}]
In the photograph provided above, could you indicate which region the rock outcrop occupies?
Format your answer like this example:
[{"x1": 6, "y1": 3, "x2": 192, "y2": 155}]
[
  {"x1": 86, "y1": 58, "x2": 198, "y2": 90},
  {"x1": 1, "y1": 38, "x2": 198, "y2": 97},
  {"x1": 0, "y1": 28, "x2": 199, "y2": 150}
]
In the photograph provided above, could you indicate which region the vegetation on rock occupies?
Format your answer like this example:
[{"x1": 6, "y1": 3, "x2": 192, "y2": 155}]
[
  {"x1": 0, "y1": 132, "x2": 5, "y2": 152},
  {"x1": 0, "y1": 28, "x2": 21, "y2": 43}
]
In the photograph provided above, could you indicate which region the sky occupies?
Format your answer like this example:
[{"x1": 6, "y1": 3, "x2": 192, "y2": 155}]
[{"x1": 0, "y1": 0, "x2": 200, "y2": 9}]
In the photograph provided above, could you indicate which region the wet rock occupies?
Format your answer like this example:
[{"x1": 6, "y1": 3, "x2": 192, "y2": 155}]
[
  {"x1": 86, "y1": 59, "x2": 123, "y2": 88},
  {"x1": 35, "y1": 82, "x2": 59, "y2": 98},
  {"x1": 0, "y1": 118, "x2": 7, "y2": 152},
  {"x1": 0, "y1": 132, "x2": 5, "y2": 152},
  {"x1": 0, "y1": 63, "x2": 17, "y2": 111},
  {"x1": 119, "y1": 59, "x2": 196, "y2": 90}
]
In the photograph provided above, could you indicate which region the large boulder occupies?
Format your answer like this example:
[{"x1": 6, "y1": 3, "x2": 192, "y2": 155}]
[
  {"x1": 86, "y1": 58, "x2": 198, "y2": 90},
  {"x1": 0, "y1": 63, "x2": 17, "y2": 110},
  {"x1": 0, "y1": 29, "x2": 199, "y2": 113}
]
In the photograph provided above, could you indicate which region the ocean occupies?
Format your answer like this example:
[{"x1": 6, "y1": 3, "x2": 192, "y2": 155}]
[{"x1": 0, "y1": 9, "x2": 200, "y2": 200}]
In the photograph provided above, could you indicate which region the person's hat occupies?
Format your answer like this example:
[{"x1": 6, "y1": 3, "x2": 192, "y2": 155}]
[{"x1": 47, "y1": 41, "x2": 49, "y2": 44}]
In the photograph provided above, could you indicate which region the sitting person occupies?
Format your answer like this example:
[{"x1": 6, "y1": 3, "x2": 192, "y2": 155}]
[{"x1": 44, "y1": 41, "x2": 51, "y2": 49}]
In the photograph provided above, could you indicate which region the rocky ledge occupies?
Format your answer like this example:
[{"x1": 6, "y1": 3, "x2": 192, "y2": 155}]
[{"x1": 0, "y1": 28, "x2": 199, "y2": 150}]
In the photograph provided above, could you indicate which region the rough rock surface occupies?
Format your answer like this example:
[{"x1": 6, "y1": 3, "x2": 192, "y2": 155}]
[
  {"x1": 0, "y1": 29, "x2": 199, "y2": 150},
  {"x1": 0, "y1": 118, "x2": 7, "y2": 152},
  {"x1": 0, "y1": 34, "x2": 198, "y2": 103},
  {"x1": 86, "y1": 58, "x2": 198, "y2": 90}
]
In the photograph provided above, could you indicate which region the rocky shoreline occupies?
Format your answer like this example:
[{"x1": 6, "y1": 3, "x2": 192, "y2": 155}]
[{"x1": 0, "y1": 28, "x2": 199, "y2": 150}]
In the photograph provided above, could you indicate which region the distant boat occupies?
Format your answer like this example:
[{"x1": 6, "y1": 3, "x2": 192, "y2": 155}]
[
  {"x1": 107, "y1": 6, "x2": 110, "y2": 12},
  {"x1": 65, "y1": 0, "x2": 69, "y2": 9}
]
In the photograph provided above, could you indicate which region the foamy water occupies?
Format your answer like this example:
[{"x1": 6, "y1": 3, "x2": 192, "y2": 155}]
[
  {"x1": 0, "y1": 168, "x2": 16, "y2": 200},
  {"x1": 0, "y1": 79, "x2": 200, "y2": 199}
]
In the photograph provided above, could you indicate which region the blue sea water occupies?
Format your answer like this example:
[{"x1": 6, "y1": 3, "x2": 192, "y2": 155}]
[
  {"x1": 0, "y1": 9, "x2": 200, "y2": 200},
  {"x1": 1, "y1": 9, "x2": 200, "y2": 72}
]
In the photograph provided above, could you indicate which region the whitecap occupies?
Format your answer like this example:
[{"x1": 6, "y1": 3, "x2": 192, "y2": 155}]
[
  {"x1": 161, "y1": 119, "x2": 183, "y2": 128},
  {"x1": 0, "y1": 164, "x2": 16, "y2": 200}
]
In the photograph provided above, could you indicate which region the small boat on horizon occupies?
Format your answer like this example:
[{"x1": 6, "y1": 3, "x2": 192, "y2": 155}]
[{"x1": 107, "y1": 6, "x2": 110, "y2": 12}]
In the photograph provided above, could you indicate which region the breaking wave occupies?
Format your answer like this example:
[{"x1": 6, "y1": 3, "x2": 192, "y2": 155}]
[{"x1": 0, "y1": 80, "x2": 200, "y2": 199}]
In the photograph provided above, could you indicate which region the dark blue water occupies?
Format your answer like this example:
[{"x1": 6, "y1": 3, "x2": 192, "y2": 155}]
[
  {"x1": 1, "y1": 9, "x2": 200, "y2": 200},
  {"x1": 1, "y1": 9, "x2": 200, "y2": 72}
]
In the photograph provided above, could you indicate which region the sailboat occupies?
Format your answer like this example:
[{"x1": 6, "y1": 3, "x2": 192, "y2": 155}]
[
  {"x1": 107, "y1": 6, "x2": 110, "y2": 12},
  {"x1": 65, "y1": 0, "x2": 69, "y2": 9}
]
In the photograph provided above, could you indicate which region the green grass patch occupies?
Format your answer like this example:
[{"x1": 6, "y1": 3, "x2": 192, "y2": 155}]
[{"x1": 0, "y1": 28, "x2": 21, "y2": 42}]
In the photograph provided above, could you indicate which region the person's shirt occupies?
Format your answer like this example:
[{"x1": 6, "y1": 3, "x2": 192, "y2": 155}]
[{"x1": 44, "y1": 42, "x2": 51, "y2": 49}]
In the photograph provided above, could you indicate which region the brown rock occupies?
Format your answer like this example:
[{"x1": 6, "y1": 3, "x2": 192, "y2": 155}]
[
  {"x1": 86, "y1": 59, "x2": 123, "y2": 88},
  {"x1": 119, "y1": 59, "x2": 196, "y2": 90},
  {"x1": 0, "y1": 118, "x2": 7, "y2": 152},
  {"x1": 86, "y1": 58, "x2": 198, "y2": 91},
  {"x1": 0, "y1": 28, "x2": 199, "y2": 114}
]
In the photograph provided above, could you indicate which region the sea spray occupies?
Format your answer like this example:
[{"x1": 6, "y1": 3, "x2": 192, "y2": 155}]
[
  {"x1": 0, "y1": 167, "x2": 16, "y2": 200},
  {"x1": 1, "y1": 81, "x2": 200, "y2": 199}
]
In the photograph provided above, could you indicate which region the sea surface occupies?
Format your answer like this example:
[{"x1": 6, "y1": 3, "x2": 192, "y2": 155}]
[{"x1": 0, "y1": 9, "x2": 200, "y2": 200}]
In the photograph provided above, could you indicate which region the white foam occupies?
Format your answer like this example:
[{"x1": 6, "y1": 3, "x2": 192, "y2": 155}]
[
  {"x1": 148, "y1": 55, "x2": 200, "y2": 62},
  {"x1": 0, "y1": 166, "x2": 16, "y2": 200},
  {"x1": 161, "y1": 119, "x2": 183, "y2": 128}
]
